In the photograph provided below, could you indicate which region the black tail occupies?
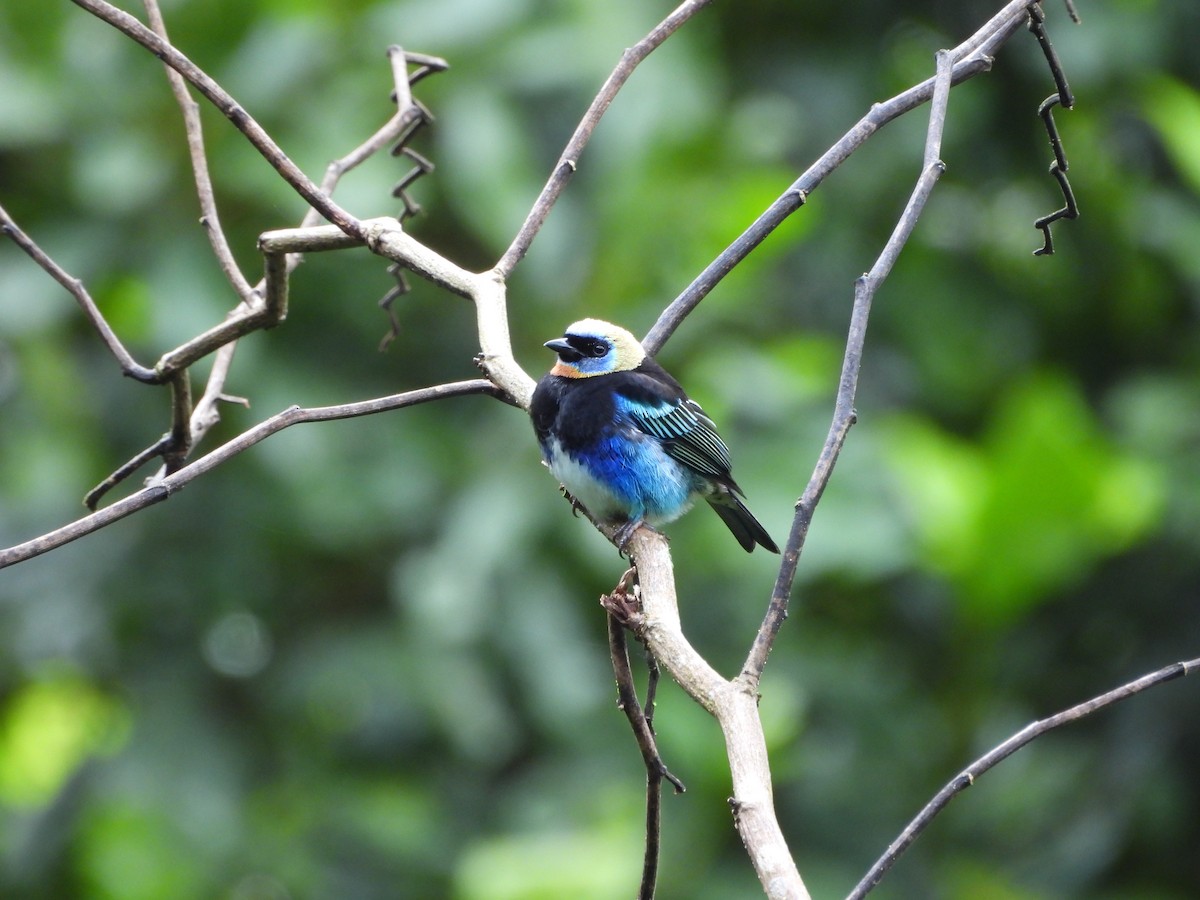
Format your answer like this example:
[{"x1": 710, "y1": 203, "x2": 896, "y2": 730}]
[{"x1": 708, "y1": 495, "x2": 779, "y2": 553}]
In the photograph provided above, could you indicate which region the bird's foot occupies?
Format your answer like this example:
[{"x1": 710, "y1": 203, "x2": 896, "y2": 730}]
[
  {"x1": 556, "y1": 484, "x2": 587, "y2": 519},
  {"x1": 600, "y1": 566, "x2": 643, "y2": 632},
  {"x1": 612, "y1": 519, "x2": 639, "y2": 554},
  {"x1": 612, "y1": 518, "x2": 659, "y2": 556}
]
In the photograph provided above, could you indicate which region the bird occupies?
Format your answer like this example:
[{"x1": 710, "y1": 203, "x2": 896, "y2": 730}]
[{"x1": 530, "y1": 318, "x2": 779, "y2": 553}]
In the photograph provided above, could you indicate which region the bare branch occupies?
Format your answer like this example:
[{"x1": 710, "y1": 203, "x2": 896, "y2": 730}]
[
  {"x1": 849, "y1": 657, "x2": 1200, "y2": 899},
  {"x1": 744, "y1": 47, "x2": 955, "y2": 682},
  {"x1": 627, "y1": 530, "x2": 811, "y2": 900},
  {"x1": 69, "y1": 0, "x2": 362, "y2": 240},
  {"x1": 142, "y1": 0, "x2": 255, "y2": 302},
  {"x1": 0, "y1": 202, "x2": 156, "y2": 383},
  {"x1": 300, "y1": 45, "x2": 446, "y2": 232},
  {"x1": 643, "y1": 0, "x2": 1032, "y2": 355},
  {"x1": 605, "y1": 580, "x2": 685, "y2": 900},
  {"x1": 0, "y1": 380, "x2": 502, "y2": 569},
  {"x1": 493, "y1": 0, "x2": 714, "y2": 278}
]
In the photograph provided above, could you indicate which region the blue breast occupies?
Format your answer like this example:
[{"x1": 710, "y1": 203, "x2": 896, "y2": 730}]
[{"x1": 546, "y1": 432, "x2": 696, "y2": 526}]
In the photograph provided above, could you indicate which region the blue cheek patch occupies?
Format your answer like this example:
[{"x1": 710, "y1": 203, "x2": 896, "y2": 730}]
[{"x1": 575, "y1": 355, "x2": 617, "y2": 376}]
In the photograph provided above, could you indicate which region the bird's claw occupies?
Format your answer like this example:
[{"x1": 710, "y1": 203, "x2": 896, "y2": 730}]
[{"x1": 555, "y1": 484, "x2": 587, "y2": 518}]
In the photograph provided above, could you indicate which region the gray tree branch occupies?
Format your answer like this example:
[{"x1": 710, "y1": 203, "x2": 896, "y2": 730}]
[
  {"x1": 0, "y1": 380, "x2": 501, "y2": 569},
  {"x1": 849, "y1": 657, "x2": 1200, "y2": 898}
]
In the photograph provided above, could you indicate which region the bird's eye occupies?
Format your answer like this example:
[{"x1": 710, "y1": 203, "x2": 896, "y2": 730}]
[{"x1": 586, "y1": 340, "x2": 609, "y2": 357}]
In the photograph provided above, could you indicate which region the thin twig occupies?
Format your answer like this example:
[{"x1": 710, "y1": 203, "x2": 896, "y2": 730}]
[
  {"x1": 0, "y1": 380, "x2": 502, "y2": 569},
  {"x1": 70, "y1": 0, "x2": 362, "y2": 240},
  {"x1": 848, "y1": 658, "x2": 1200, "y2": 899},
  {"x1": 143, "y1": 0, "x2": 255, "y2": 302},
  {"x1": 606, "y1": 596, "x2": 683, "y2": 900},
  {"x1": 743, "y1": 47, "x2": 955, "y2": 682},
  {"x1": 1028, "y1": 3, "x2": 1074, "y2": 109},
  {"x1": 644, "y1": 646, "x2": 662, "y2": 734},
  {"x1": 185, "y1": 327, "x2": 246, "y2": 449},
  {"x1": 163, "y1": 371, "x2": 194, "y2": 471},
  {"x1": 603, "y1": 571, "x2": 687, "y2": 793},
  {"x1": 82, "y1": 434, "x2": 176, "y2": 511},
  {"x1": 0, "y1": 201, "x2": 156, "y2": 383},
  {"x1": 85, "y1": 371, "x2": 194, "y2": 509},
  {"x1": 493, "y1": 0, "x2": 714, "y2": 279},
  {"x1": 643, "y1": 0, "x2": 1032, "y2": 355}
]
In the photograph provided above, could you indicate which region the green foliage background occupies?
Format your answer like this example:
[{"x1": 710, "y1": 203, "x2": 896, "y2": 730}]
[{"x1": 1, "y1": 0, "x2": 1199, "y2": 897}]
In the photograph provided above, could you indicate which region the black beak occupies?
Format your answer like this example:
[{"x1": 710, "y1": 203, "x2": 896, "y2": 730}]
[{"x1": 544, "y1": 337, "x2": 583, "y2": 363}]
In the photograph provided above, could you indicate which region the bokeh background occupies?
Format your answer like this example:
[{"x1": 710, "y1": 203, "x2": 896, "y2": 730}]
[{"x1": 2, "y1": 0, "x2": 1199, "y2": 897}]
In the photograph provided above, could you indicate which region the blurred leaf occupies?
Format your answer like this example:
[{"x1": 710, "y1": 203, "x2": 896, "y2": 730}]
[
  {"x1": 454, "y1": 826, "x2": 642, "y2": 900},
  {"x1": 78, "y1": 803, "x2": 208, "y2": 900},
  {"x1": 0, "y1": 668, "x2": 129, "y2": 806},
  {"x1": 1144, "y1": 75, "x2": 1200, "y2": 195},
  {"x1": 886, "y1": 372, "x2": 1166, "y2": 626}
]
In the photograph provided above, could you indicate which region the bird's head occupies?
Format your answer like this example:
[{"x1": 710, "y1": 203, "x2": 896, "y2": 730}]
[{"x1": 544, "y1": 319, "x2": 646, "y2": 378}]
